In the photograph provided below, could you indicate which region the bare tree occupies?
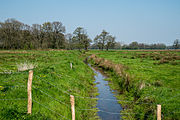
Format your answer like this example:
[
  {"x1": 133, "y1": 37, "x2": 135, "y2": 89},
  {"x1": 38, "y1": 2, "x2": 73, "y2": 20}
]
[
  {"x1": 114, "y1": 42, "x2": 122, "y2": 49},
  {"x1": 0, "y1": 18, "x2": 67, "y2": 50},
  {"x1": 31, "y1": 24, "x2": 42, "y2": 49}
]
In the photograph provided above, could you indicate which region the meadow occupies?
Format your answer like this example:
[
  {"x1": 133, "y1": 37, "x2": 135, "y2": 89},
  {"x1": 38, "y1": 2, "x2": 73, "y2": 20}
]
[
  {"x1": 89, "y1": 50, "x2": 180, "y2": 120},
  {"x1": 0, "y1": 50, "x2": 98, "y2": 120},
  {"x1": 0, "y1": 49, "x2": 180, "y2": 120}
]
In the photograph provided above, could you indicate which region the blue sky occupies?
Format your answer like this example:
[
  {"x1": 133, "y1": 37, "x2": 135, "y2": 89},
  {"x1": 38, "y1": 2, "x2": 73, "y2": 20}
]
[{"x1": 0, "y1": 0, "x2": 180, "y2": 45}]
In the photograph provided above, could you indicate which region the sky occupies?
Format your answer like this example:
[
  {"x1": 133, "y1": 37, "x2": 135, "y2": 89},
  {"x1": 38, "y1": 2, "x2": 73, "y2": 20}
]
[{"x1": 0, "y1": 0, "x2": 180, "y2": 45}]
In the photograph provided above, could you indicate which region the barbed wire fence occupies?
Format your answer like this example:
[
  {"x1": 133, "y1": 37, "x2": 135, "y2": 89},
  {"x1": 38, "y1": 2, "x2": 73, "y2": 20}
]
[
  {"x1": 38, "y1": 73, "x2": 180, "y2": 119},
  {"x1": 1, "y1": 70, "x2": 179, "y2": 120}
]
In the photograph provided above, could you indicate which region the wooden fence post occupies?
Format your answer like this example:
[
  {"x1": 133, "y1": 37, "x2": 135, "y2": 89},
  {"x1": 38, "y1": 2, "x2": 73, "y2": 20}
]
[
  {"x1": 27, "y1": 70, "x2": 33, "y2": 114},
  {"x1": 70, "y1": 95, "x2": 75, "y2": 120},
  {"x1": 157, "y1": 104, "x2": 161, "y2": 120},
  {"x1": 70, "y1": 63, "x2": 72, "y2": 69}
]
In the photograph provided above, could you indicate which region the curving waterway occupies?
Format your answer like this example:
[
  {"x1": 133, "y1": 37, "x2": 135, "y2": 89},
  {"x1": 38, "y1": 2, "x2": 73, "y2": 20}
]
[{"x1": 89, "y1": 64, "x2": 122, "y2": 120}]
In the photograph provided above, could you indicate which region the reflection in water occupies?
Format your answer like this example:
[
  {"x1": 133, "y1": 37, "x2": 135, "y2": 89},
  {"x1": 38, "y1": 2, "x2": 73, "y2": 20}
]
[{"x1": 89, "y1": 64, "x2": 122, "y2": 120}]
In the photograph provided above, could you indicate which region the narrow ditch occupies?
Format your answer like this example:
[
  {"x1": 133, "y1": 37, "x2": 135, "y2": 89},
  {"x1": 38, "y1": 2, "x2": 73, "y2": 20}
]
[{"x1": 88, "y1": 64, "x2": 122, "y2": 120}]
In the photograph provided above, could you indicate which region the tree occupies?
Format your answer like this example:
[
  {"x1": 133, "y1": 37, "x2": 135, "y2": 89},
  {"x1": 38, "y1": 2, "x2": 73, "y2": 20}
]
[
  {"x1": 138, "y1": 43, "x2": 145, "y2": 49},
  {"x1": 65, "y1": 33, "x2": 73, "y2": 50},
  {"x1": 100, "y1": 30, "x2": 109, "y2": 50},
  {"x1": 72, "y1": 27, "x2": 91, "y2": 51},
  {"x1": 40, "y1": 21, "x2": 66, "y2": 49},
  {"x1": 0, "y1": 18, "x2": 67, "y2": 50},
  {"x1": 155, "y1": 43, "x2": 166, "y2": 49},
  {"x1": 0, "y1": 18, "x2": 24, "y2": 49},
  {"x1": 94, "y1": 30, "x2": 116, "y2": 50},
  {"x1": 31, "y1": 24, "x2": 42, "y2": 49},
  {"x1": 105, "y1": 35, "x2": 116, "y2": 50},
  {"x1": 20, "y1": 24, "x2": 33, "y2": 49},
  {"x1": 95, "y1": 30, "x2": 109, "y2": 50},
  {"x1": 81, "y1": 34, "x2": 92, "y2": 50},
  {"x1": 173, "y1": 39, "x2": 180, "y2": 49},
  {"x1": 41, "y1": 22, "x2": 53, "y2": 48},
  {"x1": 94, "y1": 35, "x2": 102, "y2": 49},
  {"x1": 114, "y1": 42, "x2": 122, "y2": 49},
  {"x1": 52, "y1": 21, "x2": 66, "y2": 49},
  {"x1": 129, "y1": 41, "x2": 139, "y2": 49}
]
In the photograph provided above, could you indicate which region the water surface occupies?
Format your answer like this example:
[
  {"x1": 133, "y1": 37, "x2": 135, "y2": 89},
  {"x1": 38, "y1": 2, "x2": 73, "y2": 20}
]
[{"x1": 89, "y1": 64, "x2": 122, "y2": 120}]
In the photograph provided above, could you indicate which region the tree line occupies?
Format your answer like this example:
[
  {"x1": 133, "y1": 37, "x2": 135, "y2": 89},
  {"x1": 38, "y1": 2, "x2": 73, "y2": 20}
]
[
  {"x1": 0, "y1": 19, "x2": 66, "y2": 49},
  {"x1": 0, "y1": 18, "x2": 179, "y2": 50}
]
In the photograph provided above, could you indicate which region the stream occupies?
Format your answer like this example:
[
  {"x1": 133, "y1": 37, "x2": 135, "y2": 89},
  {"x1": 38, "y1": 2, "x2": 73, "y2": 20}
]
[{"x1": 89, "y1": 64, "x2": 122, "y2": 120}]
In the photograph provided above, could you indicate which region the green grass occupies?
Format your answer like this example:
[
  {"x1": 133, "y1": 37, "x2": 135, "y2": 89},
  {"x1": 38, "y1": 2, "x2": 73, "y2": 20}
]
[
  {"x1": 88, "y1": 50, "x2": 180, "y2": 120},
  {"x1": 0, "y1": 50, "x2": 98, "y2": 120},
  {"x1": 1, "y1": 49, "x2": 179, "y2": 120}
]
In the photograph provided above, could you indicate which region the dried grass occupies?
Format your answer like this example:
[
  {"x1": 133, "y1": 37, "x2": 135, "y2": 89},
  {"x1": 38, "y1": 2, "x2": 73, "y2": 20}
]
[
  {"x1": 139, "y1": 82, "x2": 146, "y2": 90},
  {"x1": 90, "y1": 54, "x2": 131, "y2": 91},
  {"x1": 90, "y1": 54, "x2": 126, "y2": 76},
  {"x1": 16, "y1": 62, "x2": 37, "y2": 71}
]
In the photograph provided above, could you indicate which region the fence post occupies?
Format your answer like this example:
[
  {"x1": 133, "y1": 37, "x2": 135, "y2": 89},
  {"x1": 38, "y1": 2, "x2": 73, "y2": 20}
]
[
  {"x1": 70, "y1": 95, "x2": 75, "y2": 120},
  {"x1": 70, "y1": 63, "x2": 72, "y2": 69},
  {"x1": 27, "y1": 70, "x2": 33, "y2": 114},
  {"x1": 157, "y1": 104, "x2": 161, "y2": 120}
]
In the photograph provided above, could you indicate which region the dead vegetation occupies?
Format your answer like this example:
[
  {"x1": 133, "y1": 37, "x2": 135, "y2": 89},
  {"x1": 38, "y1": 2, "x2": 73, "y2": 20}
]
[
  {"x1": 90, "y1": 54, "x2": 131, "y2": 92},
  {"x1": 0, "y1": 50, "x2": 30, "y2": 54},
  {"x1": 16, "y1": 62, "x2": 37, "y2": 71},
  {"x1": 135, "y1": 52, "x2": 180, "y2": 65}
]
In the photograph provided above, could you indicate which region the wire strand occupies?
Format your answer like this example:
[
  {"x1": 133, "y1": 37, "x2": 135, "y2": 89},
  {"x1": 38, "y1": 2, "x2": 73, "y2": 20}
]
[
  {"x1": 0, "y1": 98, "x2": 27, "y2": 100},
  {"x1": 35, "y1": 76, "x2": 155, "y2": 105},
  {"x1": 33, "y1": 99, "x2": 70, "y2": 120},
  {"x1": 32, "y1": 86, "x2": 70, "y2": 108}
]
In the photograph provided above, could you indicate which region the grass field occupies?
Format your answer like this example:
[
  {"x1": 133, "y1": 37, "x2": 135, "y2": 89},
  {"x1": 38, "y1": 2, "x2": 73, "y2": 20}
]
[
  {"x1": 0, "y1": 50, "x2": 98, "y2": 120},
  {"x1": 0, "y1": 49, "x2": 179, "y2": 120},
  {"x1": 89, "y1": 50, "x2": 180, "y2": 120}
]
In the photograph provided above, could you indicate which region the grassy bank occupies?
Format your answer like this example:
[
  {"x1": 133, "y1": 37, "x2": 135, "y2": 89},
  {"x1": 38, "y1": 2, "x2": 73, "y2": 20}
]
[
  {"x1": 0, "y1": 50, "x2": 98, "y2": 120},
  {"x1": 88, "y1": 50, "x2": 180, "y2": 120}
]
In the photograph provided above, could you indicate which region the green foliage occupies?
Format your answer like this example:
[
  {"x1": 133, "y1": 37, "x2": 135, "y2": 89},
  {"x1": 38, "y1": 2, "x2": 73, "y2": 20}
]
[
  {"x1": 93, "y1": 30, "x2": 116, "y2": 50},
  {"x1": 72, "y1": 27, "x2": 91, "y2": 50}
]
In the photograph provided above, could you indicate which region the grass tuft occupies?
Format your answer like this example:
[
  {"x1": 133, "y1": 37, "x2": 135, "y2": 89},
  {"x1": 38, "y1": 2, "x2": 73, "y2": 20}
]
[{"x1": 16, "y1": 62, "x2": 37, "y2": 71}]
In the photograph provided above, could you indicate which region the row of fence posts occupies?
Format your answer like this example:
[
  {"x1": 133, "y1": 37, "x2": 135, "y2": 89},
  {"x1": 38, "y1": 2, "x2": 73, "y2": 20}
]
[
  {"x1": 27, "y1": 70, "x2": 161, "y2": 120},
  {"x1": 27, "y1": 70, "x2": 75, "y2": 120}
]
